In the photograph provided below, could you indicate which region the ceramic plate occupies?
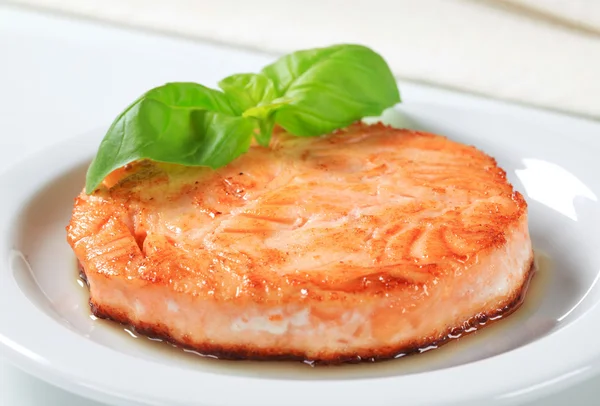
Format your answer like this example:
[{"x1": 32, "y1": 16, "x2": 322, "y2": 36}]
[{"x1": 1, "y1": 103, "x2": 599, "y2": 406}]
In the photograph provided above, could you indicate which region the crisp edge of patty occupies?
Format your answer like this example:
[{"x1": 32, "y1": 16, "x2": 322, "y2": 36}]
[{"x1": 80, "y1": 256, "x2": 534, "y2": 365}]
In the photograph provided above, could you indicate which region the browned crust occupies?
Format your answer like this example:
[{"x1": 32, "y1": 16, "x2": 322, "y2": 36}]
[
  {"x1": 67, "y1": 124, "x2": 529, "y2": 304},
  {"x1": 71, "y1": 124, "x2": 534, "y2": 364},
  {"x1": 81, "y1": 257, "x2": 535, "y2": 365}
]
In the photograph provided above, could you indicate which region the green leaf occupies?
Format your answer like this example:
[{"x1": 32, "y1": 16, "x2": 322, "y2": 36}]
[
  {"x1": 242, "y1": 97, "x2": 293, "y2": 146},
  {"x1": 242, "y1": 97, "x2": 293, "y2": 121},
  {"x1": 85, "y1": 45, "x2": 401, "y2": 194},
  {"x1": 254, "y1": 117, "x2": 275, "y2": 147},
  {"x1": 218, "y1": 73, "x2": 292, "y2": 146},
  {"x1": 85, "y1": 83, "x2": 254, "y2": 193},
  {"x1": 144, "y1": 82, "x2": 237, "y2": 114},
  {"x1": 218, "y1": 73, "x2": 277, "y2": 114},
  {"x1": 262, "y1": 44, "x2": 400, "y2": 136}
]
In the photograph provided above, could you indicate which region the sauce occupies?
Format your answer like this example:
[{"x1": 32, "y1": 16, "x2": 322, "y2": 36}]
[{"x1": 74, "y1": 251, "x2": 552, "y2": 379}]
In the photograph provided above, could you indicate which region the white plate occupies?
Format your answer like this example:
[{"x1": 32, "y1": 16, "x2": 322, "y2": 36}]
[{"x1": 1, "y1": 103, "x2": 599, "y2": 406}]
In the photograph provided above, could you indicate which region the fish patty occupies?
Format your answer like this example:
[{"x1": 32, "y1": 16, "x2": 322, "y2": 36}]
[{"x1": 67, "y1": 123, "x2": 533, "y2": 363}]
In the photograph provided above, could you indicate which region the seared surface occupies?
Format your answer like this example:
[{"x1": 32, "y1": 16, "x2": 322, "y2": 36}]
[{"x1": 67, "y1": 123, "x2": 533, "y2": 363}]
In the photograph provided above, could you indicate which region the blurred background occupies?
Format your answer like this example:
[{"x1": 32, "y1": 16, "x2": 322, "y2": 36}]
[{"x1": 7, "y1": 0, "x2": 600, "y2": 119}]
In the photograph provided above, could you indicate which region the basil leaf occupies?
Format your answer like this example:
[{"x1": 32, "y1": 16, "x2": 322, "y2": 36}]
[
  {"x1": 262, "y1": 44, "x2": 400, "y2": 136},
  {"x1": 144, "y1": 82, "x2": 237, "y2": 114},
  {"x1": 218, "y1": 73, "x2": 288, "y2": 146},
  {"x1": 85, "y1": 83, "x2": 254, "y2": 193},
  {"x1": 85, "y1": 45, "x2": 401, "y2": 194},
  {"x1": 242, "y1": 97, "x2": 293, "y2": 121},
  {"x1": 241, "y1": 97, "x2": 292, "y2": 146},
  {"x1": 218, "y1": 73, "x2": 277, "y2": 114},
  {"x1": 254, "y1": 117, "x2": 275, "y2": 147}
]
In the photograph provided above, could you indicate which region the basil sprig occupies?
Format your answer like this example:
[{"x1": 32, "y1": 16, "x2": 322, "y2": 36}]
[{"x1": 85, "y1": 44, "x2": 400, "y2": 194}]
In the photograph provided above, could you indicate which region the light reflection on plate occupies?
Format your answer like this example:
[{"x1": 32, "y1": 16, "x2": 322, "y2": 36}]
[{"x1": 516, "y1": 158, "x2": 597, "y2": 222}]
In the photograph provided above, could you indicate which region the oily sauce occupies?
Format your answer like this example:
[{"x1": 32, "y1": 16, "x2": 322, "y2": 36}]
[{"x1": 74, "y1": 252, "x2": 551, "y2": 379}]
